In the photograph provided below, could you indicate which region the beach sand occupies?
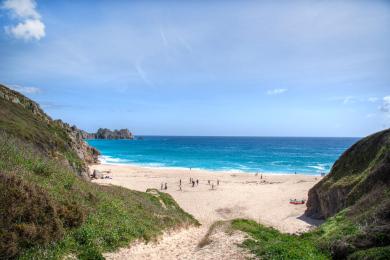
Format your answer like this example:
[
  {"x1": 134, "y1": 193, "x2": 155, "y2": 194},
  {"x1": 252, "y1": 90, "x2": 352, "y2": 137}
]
[{"x1": 91, "y1": 164, "x2": 323, "y2": 259}]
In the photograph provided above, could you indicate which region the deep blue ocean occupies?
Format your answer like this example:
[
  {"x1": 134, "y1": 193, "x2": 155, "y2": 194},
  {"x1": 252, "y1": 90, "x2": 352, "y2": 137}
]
[{"x1": 86, "y1": 136, "x2": 359, "y2": 175}]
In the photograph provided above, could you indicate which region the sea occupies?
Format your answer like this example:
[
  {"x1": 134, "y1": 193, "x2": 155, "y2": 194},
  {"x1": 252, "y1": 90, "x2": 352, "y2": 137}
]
[{"x1": 86, "y1": 136, "x2": 359, "y2": 175}]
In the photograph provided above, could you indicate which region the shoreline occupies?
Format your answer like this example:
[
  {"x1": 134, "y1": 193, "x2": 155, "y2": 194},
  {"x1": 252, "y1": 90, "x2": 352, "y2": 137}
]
[
  {"x1": 97, "y1": 157, "x2": 324, "y2": 177},
  {"x1": 91, "y1": 163, "x2": 323, "y2": 234}
]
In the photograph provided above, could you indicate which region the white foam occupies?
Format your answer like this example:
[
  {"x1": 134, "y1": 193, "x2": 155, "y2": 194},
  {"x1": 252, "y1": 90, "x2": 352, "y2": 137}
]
[
  {"x1": 99, "y1": 155, "x2": 130, "y2": 165},
  {"x1": 308, "y1": 164, "x2": 327, "y2": 171}
]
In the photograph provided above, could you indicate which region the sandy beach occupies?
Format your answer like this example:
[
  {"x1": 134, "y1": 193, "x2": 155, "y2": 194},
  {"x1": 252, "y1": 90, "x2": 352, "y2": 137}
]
[
  {"x1": 92, "y1": 164, "x2": 322, "y2": 233},
  {"x1": 91, "y1": 163, "x2": 323, "y2": 259}
]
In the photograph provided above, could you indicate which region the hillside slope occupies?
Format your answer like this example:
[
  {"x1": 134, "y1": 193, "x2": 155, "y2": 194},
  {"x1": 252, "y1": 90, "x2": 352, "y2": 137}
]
[
  {"x1": 305, "y1": 129, "x2": 390, "y2": 258},
  {"x1": 306, "y1": 128, "x2": 390, "y2": 219},
  {"x1": 0, "y1": 84, "x2": 197, "y2": 259},
  {"x1": 231, "y1": 129, "x2": 390, "y2": 260},
  {"x1": 0, "y1": 84, "x2": 99, "y2": 179}
]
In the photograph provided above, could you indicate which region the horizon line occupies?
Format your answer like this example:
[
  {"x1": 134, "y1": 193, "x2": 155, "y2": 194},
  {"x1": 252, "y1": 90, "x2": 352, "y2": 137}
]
[{"x1": 108, "y1": 134, "x2": 363, "y2": 139}]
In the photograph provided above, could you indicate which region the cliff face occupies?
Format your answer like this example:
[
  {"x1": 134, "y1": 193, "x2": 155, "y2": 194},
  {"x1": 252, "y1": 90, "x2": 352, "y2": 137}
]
[
  {"x1": 0, "y1": 84, "x2": 99, "y2": 178},
  {"x1": 305, "y1": 129, "x2": 390, "y2": 219},
  {"x1": 83, "y1": 128, "x2": 133, "y2": 139},
  {"x1": 305, "y1": 129, "x2": 390, "y2": 258},
  {"x1": 54, "y1": 121, "x2": 100, "y2": 164}
]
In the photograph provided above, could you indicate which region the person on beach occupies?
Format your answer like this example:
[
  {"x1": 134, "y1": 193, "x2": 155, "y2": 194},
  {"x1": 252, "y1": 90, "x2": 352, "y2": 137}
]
[
  {"x1": 211, "y1": 184, "x2": 215, "y2": 190},
  {"x1": 261, "y1": 174, "x2": 263, "y2": 179},
  {"x1": 179, "y1": 179, "x2": 182, "y2": 185},
  {"x1": 160, "y1": 182, "x2": 163, "y2": 190},
  {"x1": 217, "y1": 179, "x2": 220, "y2": 185},
  {"x1": 192, "y1": 180, "x2": 195, "y2": 187},
  {"x1": 196, "y1": 179, "x2": 199, "y2": 185},
  {"x1": 208, "y1": 180, "x2": 210, "y2": 185},
  {"x1": 165, "y1": 183, "x2": 168, "y2": 190}
]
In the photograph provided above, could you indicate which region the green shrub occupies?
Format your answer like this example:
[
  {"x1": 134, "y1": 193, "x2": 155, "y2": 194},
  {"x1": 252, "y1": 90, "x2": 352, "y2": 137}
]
[
  {"x1": 232, "y1": 219, "x2": 330, "y2": 260},
  {"x1": 0, "y1": 173, "x2": 64, "y2": 259},
  {"x1": 78, "y1": 246, "x2": 104, "y2": 260},
  {"x1": 348, "y1": 246, "x2": 390, "y2": 260}
]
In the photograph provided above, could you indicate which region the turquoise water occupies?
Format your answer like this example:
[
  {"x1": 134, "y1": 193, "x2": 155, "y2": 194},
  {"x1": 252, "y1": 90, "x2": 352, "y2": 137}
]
[{"x1": 87, "y1": 136, "x2": 359, "y2": 175}]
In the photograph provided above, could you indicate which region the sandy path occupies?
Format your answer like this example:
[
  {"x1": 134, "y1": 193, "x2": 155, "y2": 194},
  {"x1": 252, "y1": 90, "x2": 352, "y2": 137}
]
[
  {"x1": 104, "y1": 226, "x2": 251, "y2": 260},
  {"x1": 92, "y1": 164, "x2": 322, "y2": 259}
]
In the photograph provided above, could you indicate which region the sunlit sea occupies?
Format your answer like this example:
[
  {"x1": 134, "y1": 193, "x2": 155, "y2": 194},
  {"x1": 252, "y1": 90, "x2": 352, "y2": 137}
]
[{"x1": 87, "y1": 136, "x2": 358, "y2": 175}]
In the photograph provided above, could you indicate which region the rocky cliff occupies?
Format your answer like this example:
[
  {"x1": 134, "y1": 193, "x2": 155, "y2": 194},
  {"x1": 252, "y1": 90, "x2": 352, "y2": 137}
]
[
  {"x1": 0, "y1": 84, "x2": 99, "y2": 178},
  {"x1": 305, "y1": 129, "x2": 390, "y2": 258},
  {"x1": 305, "y1": 128, "x2": 390, "y2": 219},
  {"x1": 82, "y1": 128, "x2": 133, "y2": 139}
]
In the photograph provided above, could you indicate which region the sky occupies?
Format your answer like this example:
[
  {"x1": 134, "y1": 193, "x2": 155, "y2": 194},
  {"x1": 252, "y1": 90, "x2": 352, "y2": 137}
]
[{"x1": 0, "y1": 0, "x2": 389, "y2": 137}]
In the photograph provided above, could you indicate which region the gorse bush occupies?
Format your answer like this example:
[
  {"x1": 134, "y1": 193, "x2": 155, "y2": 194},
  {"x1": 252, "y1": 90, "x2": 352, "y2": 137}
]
[{"x1": 0, "y1": 173, "x2": 64, "y2": 258}]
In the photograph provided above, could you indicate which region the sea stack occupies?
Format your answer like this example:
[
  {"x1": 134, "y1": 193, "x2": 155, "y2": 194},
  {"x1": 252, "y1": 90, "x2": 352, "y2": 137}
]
[{"x1": 82, "y1": 128, "x2": 133, "y2": 140}]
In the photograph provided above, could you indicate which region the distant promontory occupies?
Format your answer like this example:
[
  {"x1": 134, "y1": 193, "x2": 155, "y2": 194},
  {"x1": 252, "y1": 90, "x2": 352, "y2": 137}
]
[{"x1": 82, "y1": 128, "x2": 133, "y2": 140}]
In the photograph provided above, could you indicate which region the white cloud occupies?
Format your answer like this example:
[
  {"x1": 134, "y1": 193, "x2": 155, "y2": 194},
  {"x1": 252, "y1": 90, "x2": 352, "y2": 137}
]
[
  {"x1": 267, "y1": 88, "x2": 288, "y2": 95},
  {"x1": 2, "y1": 0, "x2": 45, "y2": 40},
  {"x1": 5, "y1": 19, "x2": 45, "y2": 40},
  {"x1": 10, "y1": 84, "x2": 41, "y2": 94},
  {"x1": 2, "y1": 0, "x2": 39, "y2": 19},
  {"x1": 343, "y1": 96, "x2": 356, "y2": 104},
  {"x1": 380, "y1": 96, "x2": 390, "y2": 113},
  {"x1": 135, "y1": 62, "x2": 154, "y2": 86},
  {"x1": 368, "y1": 97, "x2": 378, "y2": 102}
]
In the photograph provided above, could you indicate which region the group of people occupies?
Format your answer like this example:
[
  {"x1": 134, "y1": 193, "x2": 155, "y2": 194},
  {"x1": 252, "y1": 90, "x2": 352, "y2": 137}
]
[
  {"x1": 254, "y1": 172, "x2": 264, "y2": 179},
  {"x1": 160, "y1": 178, "x2": 220, "y2": 191},
  {"x1": 160, "y1": 182, "x2": 168, "y2": 190},
  {"x1": 189, "y1": 177, "x2": 199, "y2": 187}
]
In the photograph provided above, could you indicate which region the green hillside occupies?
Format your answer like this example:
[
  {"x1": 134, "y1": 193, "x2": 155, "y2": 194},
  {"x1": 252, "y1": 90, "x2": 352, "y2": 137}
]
[
  {"x1": 0, "y1": 85, "x2": 198, "y2": 259},
  {"x1": 233, "y1": 129, "x2": 390, "y2": 260}
]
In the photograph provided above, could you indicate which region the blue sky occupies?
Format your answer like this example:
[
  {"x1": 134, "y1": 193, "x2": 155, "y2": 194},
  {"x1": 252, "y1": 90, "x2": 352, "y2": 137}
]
[{"x1": 0, "y1": 0, "x2": 389, "y2": 137}]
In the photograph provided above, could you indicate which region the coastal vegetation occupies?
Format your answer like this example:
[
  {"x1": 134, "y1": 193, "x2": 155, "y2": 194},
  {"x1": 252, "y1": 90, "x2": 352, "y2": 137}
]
[
  {"x1": 0, "y1": 84, "x2": 197, "y2": 259},
  {"x1": 232, "y1": 129, "x2": 390, "y2": 259},
  {"x1": 232, "y1": 219, "x2": 329, "y2": 260}
]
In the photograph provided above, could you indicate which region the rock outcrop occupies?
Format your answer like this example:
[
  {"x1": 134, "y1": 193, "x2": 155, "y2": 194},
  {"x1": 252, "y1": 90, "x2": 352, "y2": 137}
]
[
  {"x1": 0, "y1": 84, "x2": 100, "y2": 179},
  {"x1": 305, "y1": 128, "x2": 390, "y2": 219},
  {"x1": 53, "y1": 120, "x2": 100, "y2": 164},
  {"x1": 83, "y1": 128, "x2": 133, "y2": 139}
]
